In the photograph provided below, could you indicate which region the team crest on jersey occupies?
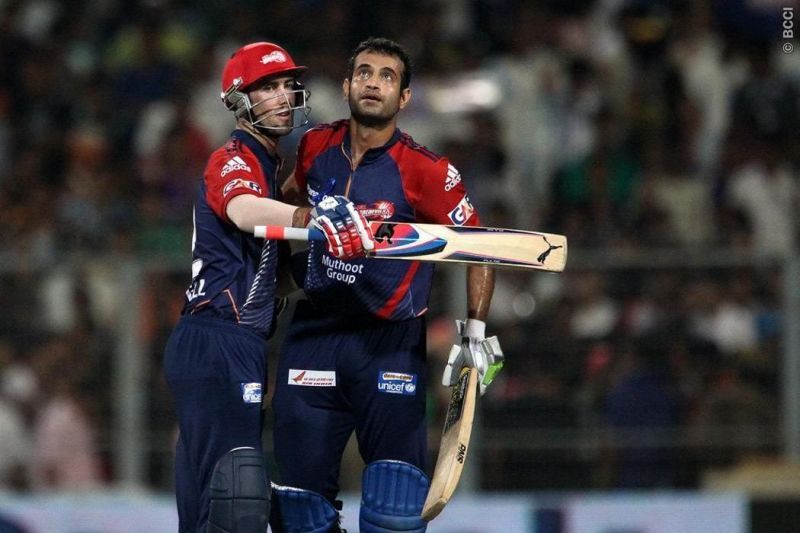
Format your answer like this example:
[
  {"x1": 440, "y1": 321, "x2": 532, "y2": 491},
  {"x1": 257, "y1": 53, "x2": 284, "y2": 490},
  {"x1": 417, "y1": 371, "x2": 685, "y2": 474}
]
[
  {"x1": 240, "y1": 383, "x2": 262, "y2": 404},
  {"x1": 221, "y1": 156, "x2": 252, "y2": 177},
  {"x1": 447, "y1": 195, "x2": 475, "y2": 226},
  {"x1": 223, "y1": 178, "x2": 262, "y2": 197},
  {"x1": 356, "y1": 200, "x2": 395, "y2": 220},
  {"x1": 377, "y1": 371, "x2": 417, "y2": 395},
  {"x1": 444, "y1": 164, "x2": 462, "y2": 191}
]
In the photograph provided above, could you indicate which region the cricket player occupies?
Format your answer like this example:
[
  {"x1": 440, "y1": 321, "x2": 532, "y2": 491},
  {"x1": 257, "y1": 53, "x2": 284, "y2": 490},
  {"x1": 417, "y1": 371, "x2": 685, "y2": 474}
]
[
  {"x1": 163, "y1": 41, "x2": 374, "y2": 533},
  {"x1": 270, "y1": 37, "x2": 502, "y2": 532}
]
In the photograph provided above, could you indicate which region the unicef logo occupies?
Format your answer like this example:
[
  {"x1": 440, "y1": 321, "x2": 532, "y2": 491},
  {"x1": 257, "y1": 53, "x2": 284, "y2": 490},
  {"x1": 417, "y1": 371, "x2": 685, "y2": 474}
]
[{"x1": 405, "y1": 383, "x2": 416, "y2": 393}]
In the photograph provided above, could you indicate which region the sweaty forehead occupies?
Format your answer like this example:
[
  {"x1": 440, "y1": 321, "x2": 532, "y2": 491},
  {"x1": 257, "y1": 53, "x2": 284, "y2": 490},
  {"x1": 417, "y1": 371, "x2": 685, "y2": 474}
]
[{"x1": 355, "y1": 51, "x2": 403, "y2": 74}]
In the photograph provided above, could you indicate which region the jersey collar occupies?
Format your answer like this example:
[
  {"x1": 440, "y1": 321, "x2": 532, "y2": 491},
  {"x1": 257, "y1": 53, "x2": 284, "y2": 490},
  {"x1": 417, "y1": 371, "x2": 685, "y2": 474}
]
[
  {"x1": 231, "y1": 129, "x2": 280, "y2": 168},
  {"x1": 342, "y1": 125, "x2": 402, "y2": 165}
]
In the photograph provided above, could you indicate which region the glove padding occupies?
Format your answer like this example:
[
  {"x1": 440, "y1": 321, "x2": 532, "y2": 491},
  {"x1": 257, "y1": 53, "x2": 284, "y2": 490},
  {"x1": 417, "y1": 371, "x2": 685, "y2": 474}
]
[
  {"x1": 310, "y1": 195, "x2": 375, "y2": 259},
  {"x1": 442, "y1": 318, "x2": 504, "y2": 396}
]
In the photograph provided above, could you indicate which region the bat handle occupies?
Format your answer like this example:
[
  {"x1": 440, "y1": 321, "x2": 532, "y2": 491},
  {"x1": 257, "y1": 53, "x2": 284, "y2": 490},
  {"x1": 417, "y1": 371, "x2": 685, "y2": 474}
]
[{"x1": 254, "y1": 225, "x2": 326, "y2": 242}]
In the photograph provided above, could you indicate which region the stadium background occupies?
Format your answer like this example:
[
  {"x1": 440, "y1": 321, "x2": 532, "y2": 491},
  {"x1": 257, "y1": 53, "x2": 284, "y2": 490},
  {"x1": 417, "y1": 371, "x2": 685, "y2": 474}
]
[{"x1": 0, "y1": 0, "x2": 798, "y2": 531}]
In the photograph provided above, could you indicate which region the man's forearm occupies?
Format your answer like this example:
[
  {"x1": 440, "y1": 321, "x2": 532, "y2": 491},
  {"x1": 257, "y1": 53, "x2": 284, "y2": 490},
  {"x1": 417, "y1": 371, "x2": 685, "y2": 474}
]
[
  {"x1": 227, "y1": 194, "x2": 311, "y2": 232},
  {"x1": 467, "y1": 265, "x2": 494, "y2": 321}
]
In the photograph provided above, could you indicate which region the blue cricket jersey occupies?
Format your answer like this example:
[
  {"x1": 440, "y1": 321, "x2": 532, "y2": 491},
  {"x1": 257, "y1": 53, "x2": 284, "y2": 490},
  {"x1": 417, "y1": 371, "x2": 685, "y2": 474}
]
[
  {"x1": 181, "y1": 130, "x2": 281, "y2": 336},
  {"x1": 293, "y1": 120, "x2": 481, "y2": 320}
]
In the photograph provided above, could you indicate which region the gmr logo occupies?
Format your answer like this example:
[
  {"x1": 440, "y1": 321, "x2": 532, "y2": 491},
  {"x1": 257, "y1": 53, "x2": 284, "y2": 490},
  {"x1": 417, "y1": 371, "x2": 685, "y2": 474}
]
[{"x1": 447, "y1": 195, "x2": 475, "y2": 226}]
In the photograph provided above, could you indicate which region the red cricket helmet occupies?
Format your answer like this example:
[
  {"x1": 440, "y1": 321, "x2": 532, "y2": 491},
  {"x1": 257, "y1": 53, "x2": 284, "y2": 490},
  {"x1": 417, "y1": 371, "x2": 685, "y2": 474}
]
[
  {"x1": 221, "y1": 42, "x2": 307, "y2": 95},
  {"x1": 220, "y1": 42, "x2": 310, "y2": 132}
]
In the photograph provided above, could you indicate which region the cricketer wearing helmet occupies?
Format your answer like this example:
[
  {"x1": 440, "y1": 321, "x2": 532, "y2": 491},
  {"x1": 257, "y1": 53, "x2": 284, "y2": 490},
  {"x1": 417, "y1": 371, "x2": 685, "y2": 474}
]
[
  {"x1": 163, "y1": 42, "x2": 374, "y2": 533},
  {"x1": 270, "y1": 38, "x2": 502, "y2": 533}
]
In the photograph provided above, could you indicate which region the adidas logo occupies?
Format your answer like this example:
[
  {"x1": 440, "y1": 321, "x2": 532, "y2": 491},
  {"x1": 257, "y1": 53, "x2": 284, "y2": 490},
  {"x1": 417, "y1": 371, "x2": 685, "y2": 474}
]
[
  {"x1": 221, "y1": 156, "x2": 251, "y2": 177},
  {"x1": 444, "y1": 163, "x2": 462, "y2": 191}
]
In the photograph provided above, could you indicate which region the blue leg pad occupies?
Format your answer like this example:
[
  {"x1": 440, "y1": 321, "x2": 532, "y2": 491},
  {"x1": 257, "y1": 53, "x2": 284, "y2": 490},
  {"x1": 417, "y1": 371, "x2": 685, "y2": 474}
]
[
  {"x1": 360, "y1": 460, "x2": 430, "y2": 532},
  {"x1": 269, "y1": 483, "x2": 339, "y2": 533}
]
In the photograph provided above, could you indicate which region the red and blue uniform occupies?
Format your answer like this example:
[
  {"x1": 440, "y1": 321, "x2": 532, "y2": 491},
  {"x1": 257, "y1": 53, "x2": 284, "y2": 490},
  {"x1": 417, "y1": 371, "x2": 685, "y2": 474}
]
[
  {"x1": 164, "y1": 129, "x2": 281, "y2": 532},
  {"x1": 295, "y1": 119, "x2": 480, "y2": 319},
  {"x1": 182, "y1": 129, "x2": 282, "y2": 333},
  {"x1": 272, "y1": 120, "x2": 480, "y2": 504}
]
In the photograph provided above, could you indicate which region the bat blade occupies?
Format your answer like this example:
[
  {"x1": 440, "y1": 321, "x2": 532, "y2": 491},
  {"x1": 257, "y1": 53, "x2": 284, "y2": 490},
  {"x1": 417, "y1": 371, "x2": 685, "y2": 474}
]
[
  {"x1": 422, "y1": 366, "x2": 479, "y2": 521},
  {"x1": 255, "y1": 222, "x2": 568, "y2": 272}
]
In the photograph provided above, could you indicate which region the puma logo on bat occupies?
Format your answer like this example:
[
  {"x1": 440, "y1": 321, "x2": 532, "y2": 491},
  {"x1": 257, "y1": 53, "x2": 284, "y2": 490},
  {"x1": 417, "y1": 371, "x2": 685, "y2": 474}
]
[
  {"x1": 537, "y1": 236, "x2": 563, "y2": 263},
  {"x1": 374, "y1": 223, "x2": 395, "y2": 244}
]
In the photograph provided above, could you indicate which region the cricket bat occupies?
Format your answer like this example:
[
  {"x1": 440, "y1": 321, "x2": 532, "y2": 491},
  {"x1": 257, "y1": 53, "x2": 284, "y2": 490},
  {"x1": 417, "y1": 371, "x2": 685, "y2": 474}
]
[
  {"x1": 421, "y1": 364, "x2": 479, "y2": 521},
  {"x1": 254, "y1": 221, "x2": 567, "y2": 271}
]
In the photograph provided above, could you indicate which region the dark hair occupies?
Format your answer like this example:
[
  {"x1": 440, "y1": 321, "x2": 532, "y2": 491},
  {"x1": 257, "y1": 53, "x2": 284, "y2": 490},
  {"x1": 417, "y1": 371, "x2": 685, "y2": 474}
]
[{"x1": 347, "y1": 37, "x2": 412, "y2": 91}]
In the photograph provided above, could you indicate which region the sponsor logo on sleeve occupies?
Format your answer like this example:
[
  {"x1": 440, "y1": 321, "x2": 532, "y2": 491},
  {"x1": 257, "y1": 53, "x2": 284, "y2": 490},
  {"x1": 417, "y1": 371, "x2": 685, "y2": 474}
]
[
  {"x1": 377, "y1": 371, "x2": 418, "y2": 395},
  {"x1": 447, "y1": 195, "x2": 475, "y2": 226},
  {"x1": 223, "y1": 179, "x2": 262, "y2": 197},
  {"x1": 288, "y1": 369, "x2": 337, "y2": 387},
  {"x1": 444, "y1": 163, "x2": 462, "y2": 191},
  {"x1": 240, "y1": 382, "x2": 262, "y2": 403},
  {"x1": 221, "y1": 156, "x2": 252, "y2": 177}
]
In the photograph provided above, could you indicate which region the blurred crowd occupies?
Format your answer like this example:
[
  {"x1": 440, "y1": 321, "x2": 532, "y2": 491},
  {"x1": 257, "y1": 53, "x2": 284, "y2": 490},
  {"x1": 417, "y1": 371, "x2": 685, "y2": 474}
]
[{"x1": 0, "y1": 0, "x2": 799, "y2": 492}]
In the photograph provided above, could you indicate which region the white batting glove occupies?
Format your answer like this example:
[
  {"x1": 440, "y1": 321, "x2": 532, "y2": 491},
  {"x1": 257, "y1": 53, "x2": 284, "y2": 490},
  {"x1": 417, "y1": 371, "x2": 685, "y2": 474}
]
[
  {"x1": 441, "y1": 318, "x2": 504, "y2": 396},
  {"x1": 309, "y1": 195, "x2": 375, "y2": 259}
]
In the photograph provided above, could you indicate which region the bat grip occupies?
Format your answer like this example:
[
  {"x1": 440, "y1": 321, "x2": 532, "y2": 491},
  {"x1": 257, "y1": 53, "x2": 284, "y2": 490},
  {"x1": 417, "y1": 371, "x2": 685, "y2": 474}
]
[{"x1": 254, "y1": 225, "x2": 326, "y2": 242}]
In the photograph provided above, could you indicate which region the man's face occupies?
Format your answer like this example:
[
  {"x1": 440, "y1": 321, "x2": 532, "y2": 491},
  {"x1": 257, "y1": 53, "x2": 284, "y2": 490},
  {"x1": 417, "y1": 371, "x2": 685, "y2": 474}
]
[
  {"x1": 247, "y1": 75, "x2": 298, "y2": 135},
  {"x1": 344, "y1": 51, "x2": 410, "y2": 127}
]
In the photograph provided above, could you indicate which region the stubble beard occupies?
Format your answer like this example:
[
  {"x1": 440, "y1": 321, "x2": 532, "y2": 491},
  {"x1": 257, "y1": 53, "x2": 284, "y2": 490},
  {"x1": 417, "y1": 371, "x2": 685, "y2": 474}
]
[
  {"x1": 349, "y1": 94, "x2": 397, "y2": 128},
  {"x1": 254, "y1": 110, "x2": 294, "y2": 137}
]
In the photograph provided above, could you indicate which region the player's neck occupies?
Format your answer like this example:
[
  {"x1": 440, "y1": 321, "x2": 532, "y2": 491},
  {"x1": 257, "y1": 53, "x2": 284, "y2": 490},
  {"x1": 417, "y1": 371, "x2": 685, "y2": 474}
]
[
  {"x1": 348, "y1": 119, "x2": 396, "y2": 167},
  {"x1": 237, "y1": 123, "x2": 279, "y2": 154}
]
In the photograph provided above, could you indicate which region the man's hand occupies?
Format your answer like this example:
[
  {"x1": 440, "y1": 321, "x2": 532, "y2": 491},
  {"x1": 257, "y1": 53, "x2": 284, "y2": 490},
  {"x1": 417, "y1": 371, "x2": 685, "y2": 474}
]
[
  {"x1": 441, "y1": 318, "x2": 504, "y2": 396},
  {"x1": 309, "y1": 195, "x2": 375, "y2": 259}
]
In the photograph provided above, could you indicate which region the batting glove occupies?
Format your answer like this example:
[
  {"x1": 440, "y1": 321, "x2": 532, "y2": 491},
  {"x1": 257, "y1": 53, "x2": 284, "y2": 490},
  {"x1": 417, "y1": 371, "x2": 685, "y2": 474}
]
[
  {"x1": 310, "y1": 195, "x2": 375, "y2": 259},
  {"x1": 442, "y1": 318, "x2": 504, "y2": 396}
]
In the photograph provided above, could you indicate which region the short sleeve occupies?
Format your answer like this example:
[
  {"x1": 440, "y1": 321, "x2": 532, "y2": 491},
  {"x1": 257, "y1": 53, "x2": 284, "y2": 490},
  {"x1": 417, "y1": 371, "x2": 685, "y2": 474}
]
[
  {"x1": 411, "y1": 158, "x2": 481, "y2": 227},
  {"x1": 204, "y1": 147, "x2": 268, "y2": 223}
]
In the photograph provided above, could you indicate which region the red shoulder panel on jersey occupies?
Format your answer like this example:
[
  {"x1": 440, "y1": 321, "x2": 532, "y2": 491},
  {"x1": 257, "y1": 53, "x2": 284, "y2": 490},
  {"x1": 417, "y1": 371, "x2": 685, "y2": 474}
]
[
  {"x1": 294, "y1": 120, "x2": 349, "y2": 189},
  {"x1": 398, "y1": 132, "x2": 442, "y2": 162},
  {"x1": 204, "y1": 142, "x2": 268, "y2": 223},
  {"x1": 224, "y1": 138, "x2": 243, "y2": 156},
  {"x1": 391, "y1": 138, "x2": 480, "y2": 227}
]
